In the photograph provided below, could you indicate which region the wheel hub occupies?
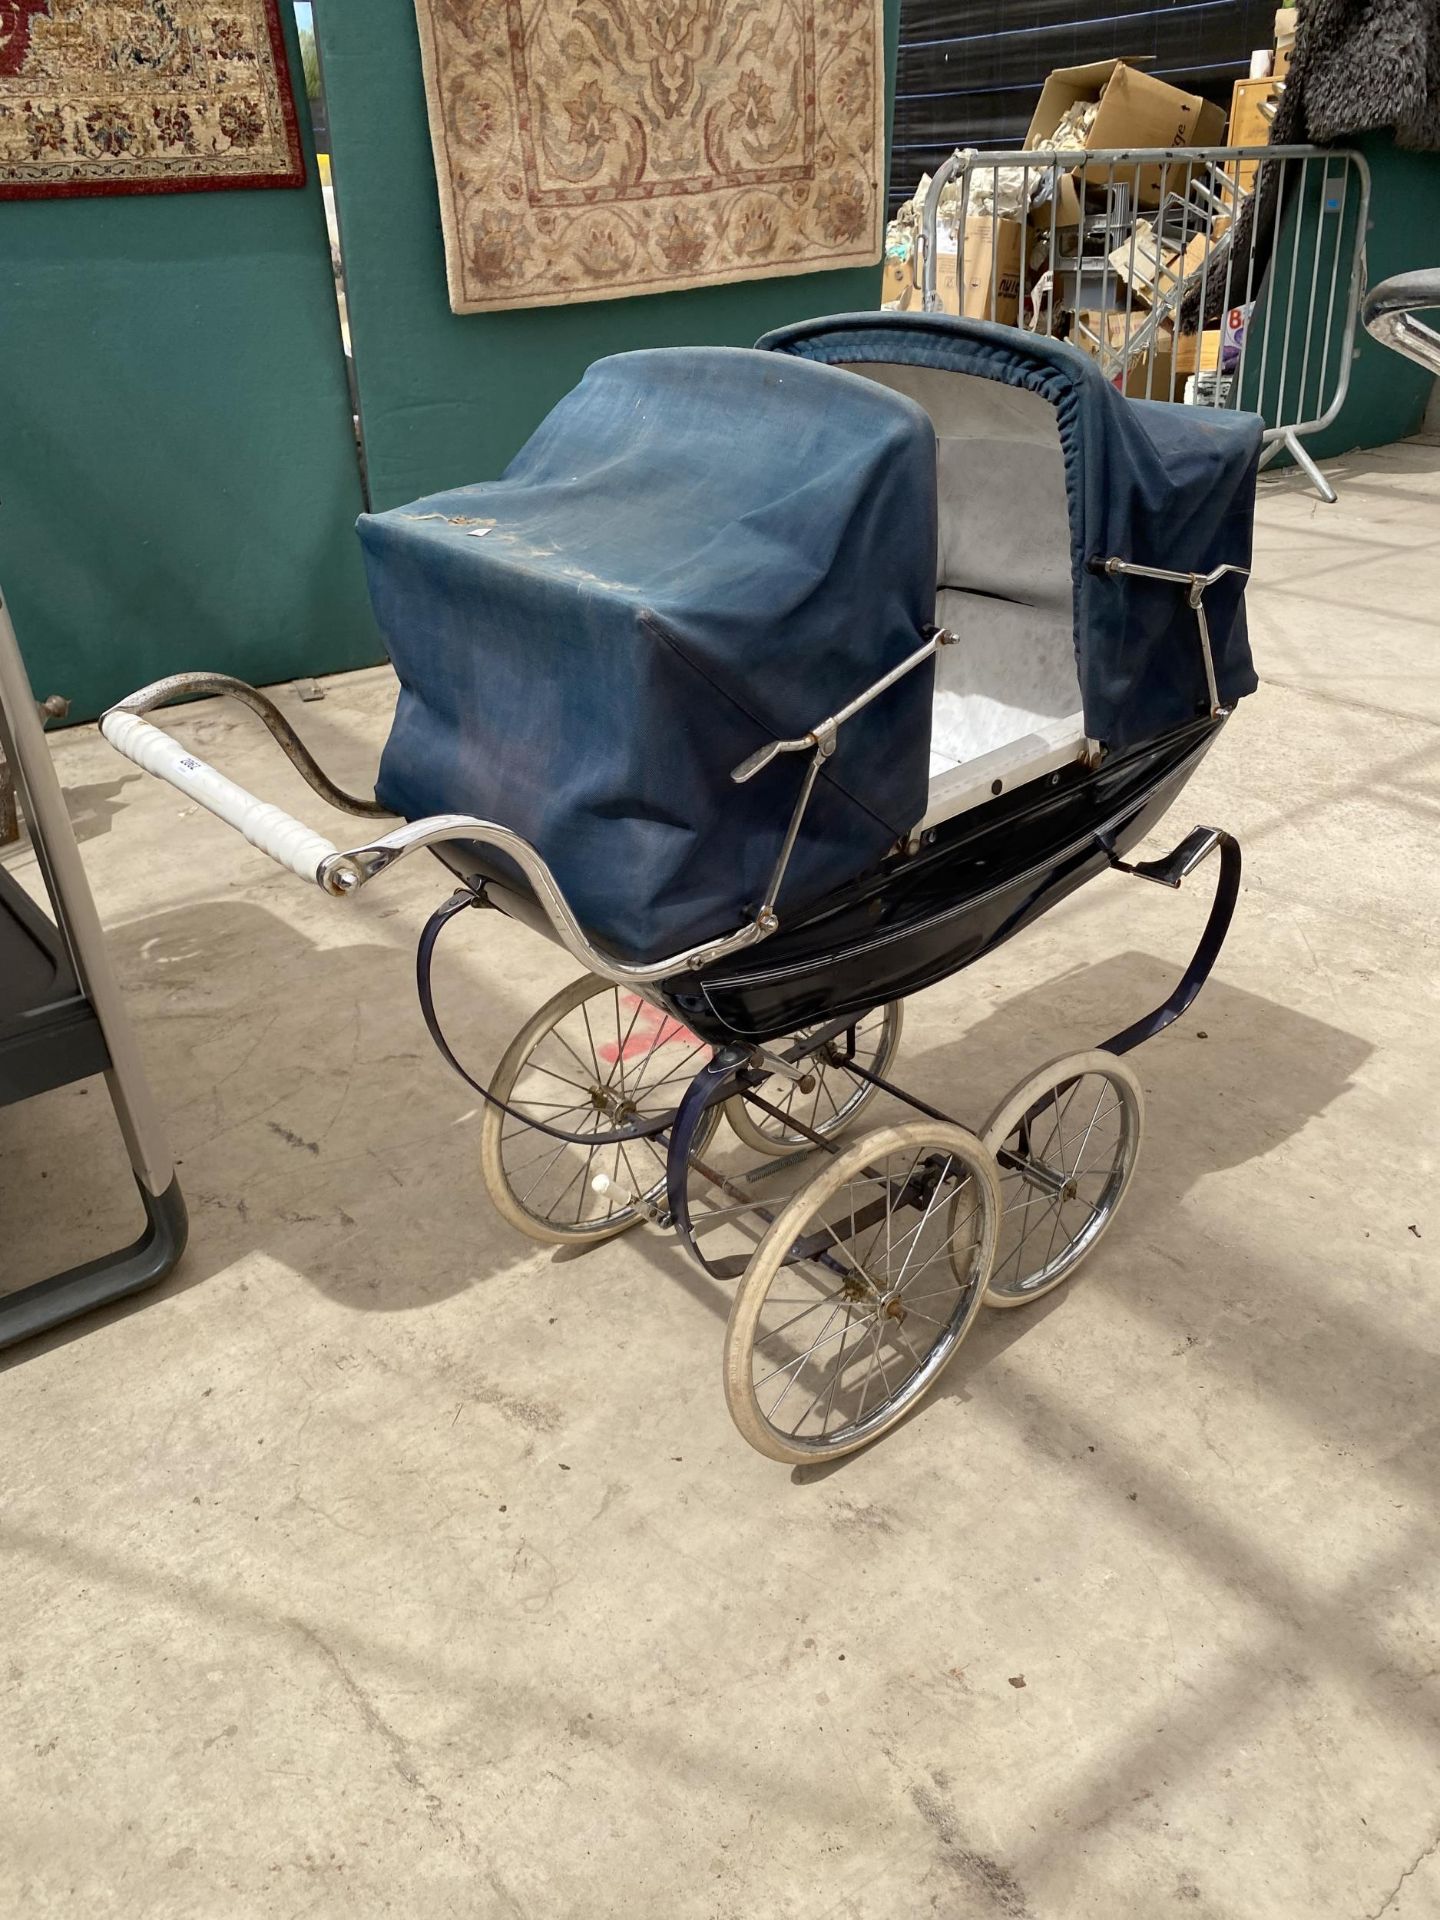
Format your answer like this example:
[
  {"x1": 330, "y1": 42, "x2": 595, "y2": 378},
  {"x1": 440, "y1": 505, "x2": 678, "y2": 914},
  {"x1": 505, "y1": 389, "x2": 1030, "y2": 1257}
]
[
  {"x1": 1013, "y1": 1153, "x2": 1072, "y2": 1201},
  {"x1": 589, "y1": 1085, "x2": 637, "y2": 1122}
]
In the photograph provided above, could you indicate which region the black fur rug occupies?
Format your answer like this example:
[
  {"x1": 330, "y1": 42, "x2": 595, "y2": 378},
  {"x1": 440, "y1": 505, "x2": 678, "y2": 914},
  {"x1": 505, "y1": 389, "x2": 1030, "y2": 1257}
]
[{"x1": 1185, "y1": 0, "x2": 1440, "y2": 329}]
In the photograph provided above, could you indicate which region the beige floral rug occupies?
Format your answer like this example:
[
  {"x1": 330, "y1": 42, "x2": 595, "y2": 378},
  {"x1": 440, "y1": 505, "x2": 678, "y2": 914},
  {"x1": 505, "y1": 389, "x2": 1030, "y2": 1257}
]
[
  {"x1": 0, "y1": 1, "x2": 303, "y2": 201},
  {"x1": 412, "y1": 0, "x2": 885, "y2": 313}
]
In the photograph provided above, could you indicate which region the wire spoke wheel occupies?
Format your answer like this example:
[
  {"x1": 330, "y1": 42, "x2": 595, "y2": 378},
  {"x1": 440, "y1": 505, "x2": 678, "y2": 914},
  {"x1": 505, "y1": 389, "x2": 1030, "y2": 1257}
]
[
  {"x1": 724, "y1": 1002, "x2": 903, "y2": 1153},
  {"x1": 479, "y1": 975, "x2": 719, "y2": 1246},
  {"x1": 724, "y1": 1121, "x2": 1000, "y2": 1463},
  {"x1": 980, "y1": 1050, "x2": 1144, "y2": 1309}
]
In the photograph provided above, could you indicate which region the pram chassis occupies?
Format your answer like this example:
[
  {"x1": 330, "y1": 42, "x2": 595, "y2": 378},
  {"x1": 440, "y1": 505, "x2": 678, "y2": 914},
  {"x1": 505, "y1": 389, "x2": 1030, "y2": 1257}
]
[{"x1": 98, "y1": 643, "x2": 1242, "y2": 1462}]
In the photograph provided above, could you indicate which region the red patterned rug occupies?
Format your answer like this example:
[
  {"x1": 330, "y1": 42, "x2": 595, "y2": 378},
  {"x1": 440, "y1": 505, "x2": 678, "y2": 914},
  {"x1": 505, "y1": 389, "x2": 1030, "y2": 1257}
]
[
  {"x1": 0, "y1": 0, "x2": 304, "y2": 200},
  {"x1": 412, "y1": 0, "x2": 886, "y2": 312}
]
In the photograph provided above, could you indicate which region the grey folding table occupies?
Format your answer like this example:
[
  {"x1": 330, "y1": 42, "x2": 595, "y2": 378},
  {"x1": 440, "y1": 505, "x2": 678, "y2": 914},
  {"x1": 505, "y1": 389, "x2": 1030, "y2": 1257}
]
[{"x1": 0, "y1": 587, "x2": 186, "y2": 1348}]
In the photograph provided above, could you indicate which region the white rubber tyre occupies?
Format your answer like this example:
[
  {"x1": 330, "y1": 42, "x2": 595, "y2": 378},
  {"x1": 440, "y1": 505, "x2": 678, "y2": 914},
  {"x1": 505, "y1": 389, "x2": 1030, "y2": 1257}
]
[
  {"x1": 724, "y1": 1120, "x2": 1001, "y2": 1463},
  {"x1": 979, "y1": 1050, "x2": 1144, "y2": 1309},
  {"x1": 480, "y1": 975, "x2": 718, "y2": 1247}
]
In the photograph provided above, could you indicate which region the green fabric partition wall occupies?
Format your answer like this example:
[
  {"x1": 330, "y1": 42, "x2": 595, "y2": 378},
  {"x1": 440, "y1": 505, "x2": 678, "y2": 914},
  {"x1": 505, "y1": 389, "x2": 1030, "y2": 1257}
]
[
  {"x1": 1239, "y1": 136, "x2": 1439, "y2": 464},
  {"x1": 315, "y1": 1, "x2": 902, "y2": 514},
  {"x1": 1294, "y1": 138, "x2": 1438, "y2": 462},
  {"x1": 0, "y1": 6, "x2": 380, "y2": 722}
]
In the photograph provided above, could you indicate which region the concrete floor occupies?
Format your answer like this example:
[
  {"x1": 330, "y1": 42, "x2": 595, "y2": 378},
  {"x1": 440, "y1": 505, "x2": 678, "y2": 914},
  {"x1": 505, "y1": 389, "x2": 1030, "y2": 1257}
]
[{"x1": 3, "y1": 441, "x2": 1438, "y2": 1918}]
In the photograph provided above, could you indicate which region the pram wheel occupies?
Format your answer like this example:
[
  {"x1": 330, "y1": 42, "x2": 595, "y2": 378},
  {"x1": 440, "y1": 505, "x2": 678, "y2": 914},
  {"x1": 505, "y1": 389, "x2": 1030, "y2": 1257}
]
[
  {"x1": 723, "y1": 1122, "x2": 1000, "y2": 1463},
  {"x1": 980, "y1": 1051, "x2": 1144, "y2": 1309},
  {"x1": 724, "y1": 1002, "x2": 903, "y2": 1152},
  {"x1": 480, "y1": 975, "x2": 718, "y2": 1246}
]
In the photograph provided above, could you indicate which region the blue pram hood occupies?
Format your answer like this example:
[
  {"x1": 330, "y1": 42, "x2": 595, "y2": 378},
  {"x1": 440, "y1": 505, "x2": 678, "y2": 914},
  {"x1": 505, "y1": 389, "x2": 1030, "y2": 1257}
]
[
  {"x1": 758, "y1": 311, "x2": 1263, "y2": 753},
  {"x1": 357, "y1": 321, "x2": 1261, "y2": 965},
  {"x1": 359, "y1": 346, "x2": 939, "y2": 963}
]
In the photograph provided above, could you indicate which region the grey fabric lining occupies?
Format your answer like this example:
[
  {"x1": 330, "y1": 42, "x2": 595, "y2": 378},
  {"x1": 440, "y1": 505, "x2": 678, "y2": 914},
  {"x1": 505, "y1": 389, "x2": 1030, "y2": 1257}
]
[{"x1": 837, "y1": 360, "x2": 1083, "y2": 771}]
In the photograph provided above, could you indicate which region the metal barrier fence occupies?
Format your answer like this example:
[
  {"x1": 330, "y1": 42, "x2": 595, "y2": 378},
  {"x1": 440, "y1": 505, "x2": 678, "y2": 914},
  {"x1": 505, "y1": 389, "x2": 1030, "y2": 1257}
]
[{"x1": 906, "y1": 145, "x2": 1370, "y2": 503}]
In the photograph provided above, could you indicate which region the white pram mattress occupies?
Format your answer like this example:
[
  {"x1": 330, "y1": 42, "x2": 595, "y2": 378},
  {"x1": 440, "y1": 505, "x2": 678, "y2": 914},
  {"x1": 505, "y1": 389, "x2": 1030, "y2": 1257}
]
[{"x1": 840, "y1": 359, "x2": 1089, "y2": 820}]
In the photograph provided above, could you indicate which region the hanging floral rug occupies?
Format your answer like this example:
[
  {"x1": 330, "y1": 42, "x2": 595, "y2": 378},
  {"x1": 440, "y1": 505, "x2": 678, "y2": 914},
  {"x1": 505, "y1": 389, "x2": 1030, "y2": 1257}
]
[
  {"x1": 411, "y1": 0, "x2": 886, "y2": 313},
  {"x1": 0, "y1": 1, "x2": 304, "y2": 200}
]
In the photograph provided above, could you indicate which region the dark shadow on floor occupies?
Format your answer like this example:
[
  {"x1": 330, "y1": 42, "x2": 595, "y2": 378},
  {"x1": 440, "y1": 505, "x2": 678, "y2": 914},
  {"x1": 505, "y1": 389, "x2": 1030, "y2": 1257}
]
[
  {"x1": 0, "y1": 894, "x2": 562, "y2": 1368},
  {"x1": 893, "y1": 953, "x2": 1438, "y2": 1502},
  {"x1": 896, "y1": 947, "x2": 1368, "y2": 1187},
  {"x1": 639, "y1": 944, "x2": 1367, "y2": 1334},
  {"x1": 702, "y1": 948, "x2": 1371, "y2": 1479},
  {"x1": 63, "y1": 771, "x2": 141, "y2": 843},
  {"x1": 1, "y1": 769, "x2": 140, "y2": 861}
]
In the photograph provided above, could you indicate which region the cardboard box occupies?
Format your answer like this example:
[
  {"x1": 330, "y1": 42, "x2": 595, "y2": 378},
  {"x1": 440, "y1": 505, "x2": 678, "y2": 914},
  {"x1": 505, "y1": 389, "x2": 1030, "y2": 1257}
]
[
  {"x1": 936, "y1": 216, "x2": 1025, "y2": 325},
  {"x1": 960, "y1": 215, "x2": 1025, "y2": 323},
  {"x1": 1069, "y1": 310, "x2": 1177, "y2": 399},
  {"x1": 1104, "y1": 311, "x2": 1178, "y2": 398},
  {"x1": 1174, "y1": 328, "x2": 1224, "y2": 377},
  {"x1": 881, "y1": 254, "x2": 917, "y2": 311},
  {"x1": 1225, "y1": 76, "x2": 1275, "y2": 203},
  {"x1": 1117, "y1": 345, "x2": 1177, "y2": 399},
  {"x1": 1030, "y1": 169, "x2": 1084, "y2": 231},
  {"x1": 1070, "y1": 310, "x2": 1106, "y2": 356},
  {"x1": 1107, "y1": 226, "x2": 1211, "y2": 308},
  {"x1": 1107, "y1": 222, "x2": 1175, "y2": 306},
  {"x1": 1025, "y1": 59, "x2": 1228, "y2": 205}
]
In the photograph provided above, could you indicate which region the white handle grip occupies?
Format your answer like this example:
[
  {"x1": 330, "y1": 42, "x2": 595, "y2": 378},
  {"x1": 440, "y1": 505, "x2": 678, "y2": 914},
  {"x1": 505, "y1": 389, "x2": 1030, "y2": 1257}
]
[{"x1": 101, "y1": 708, "x2": 340, "y2": 885}]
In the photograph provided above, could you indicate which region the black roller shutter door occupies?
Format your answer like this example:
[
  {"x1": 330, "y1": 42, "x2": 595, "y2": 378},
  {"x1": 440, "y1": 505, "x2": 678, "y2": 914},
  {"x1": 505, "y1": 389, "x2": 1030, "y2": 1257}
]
[{"x1": 892, "y1": 0, "x2": 1277, "y2": 208}]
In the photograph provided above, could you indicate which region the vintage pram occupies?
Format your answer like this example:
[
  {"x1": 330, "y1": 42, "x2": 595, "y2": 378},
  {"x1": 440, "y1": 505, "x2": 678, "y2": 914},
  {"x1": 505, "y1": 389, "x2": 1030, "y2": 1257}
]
[{"x1": 101, "y1": 312, "x2": 1262, "y2": 1464}]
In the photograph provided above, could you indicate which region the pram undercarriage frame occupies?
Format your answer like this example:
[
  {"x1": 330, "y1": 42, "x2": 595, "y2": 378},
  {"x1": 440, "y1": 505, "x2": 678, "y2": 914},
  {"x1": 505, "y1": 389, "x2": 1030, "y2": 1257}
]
[{"x1": 98, "y1": 653, "x2": 1241, "y2": 1464}]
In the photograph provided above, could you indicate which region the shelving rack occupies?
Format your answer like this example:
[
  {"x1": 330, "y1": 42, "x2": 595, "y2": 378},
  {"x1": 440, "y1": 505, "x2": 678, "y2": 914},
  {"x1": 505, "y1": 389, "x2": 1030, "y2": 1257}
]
[{"x1": 0, "y1": 589, "x2": 186, "y2": 1349}]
